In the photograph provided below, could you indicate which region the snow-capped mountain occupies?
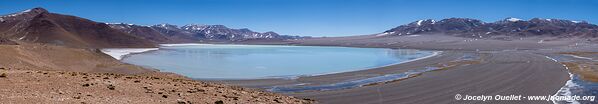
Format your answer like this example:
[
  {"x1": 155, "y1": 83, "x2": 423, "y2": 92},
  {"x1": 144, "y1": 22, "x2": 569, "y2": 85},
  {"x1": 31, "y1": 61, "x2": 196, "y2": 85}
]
[
  {"x1": 180, "y1": 24, "x2": 282, "y2": 40},
  {"x1": 107, "y1": 23, "x2": 175, "y2": 43},
  {"x1": 381, "y1": 17, "x2": 598, "y2": 38},
  {"x1": 107, "y1": 23, "x2": 307, "y2": 43}
]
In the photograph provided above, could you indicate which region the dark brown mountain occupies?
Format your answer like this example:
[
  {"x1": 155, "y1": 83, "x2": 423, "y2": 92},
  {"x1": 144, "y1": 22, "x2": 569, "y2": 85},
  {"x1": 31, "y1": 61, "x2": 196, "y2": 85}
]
[
  {"x1": 0, "y1": 7, "x2": 156, "y2": 48},
  {"x1": 382, "y1": 17, "x2": 598, "y2": 38}
]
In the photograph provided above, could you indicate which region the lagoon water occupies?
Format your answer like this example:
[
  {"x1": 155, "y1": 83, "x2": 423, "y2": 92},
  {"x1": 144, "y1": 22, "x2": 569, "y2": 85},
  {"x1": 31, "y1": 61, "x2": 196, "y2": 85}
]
[{"x1": 121, "y1": 44, "x2": 434, "y2": 79}]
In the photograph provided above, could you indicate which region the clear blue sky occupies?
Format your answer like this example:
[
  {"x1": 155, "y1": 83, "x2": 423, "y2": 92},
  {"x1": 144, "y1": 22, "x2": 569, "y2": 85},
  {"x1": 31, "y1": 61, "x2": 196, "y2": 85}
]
[{"x1": 1, "y1": 0, "x2": 597, "y2": 36}]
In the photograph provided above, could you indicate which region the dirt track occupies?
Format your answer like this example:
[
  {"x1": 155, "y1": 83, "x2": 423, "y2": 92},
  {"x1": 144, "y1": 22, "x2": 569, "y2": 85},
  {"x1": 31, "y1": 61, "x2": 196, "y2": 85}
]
[{"x1": 289, "y1": 51, "x2": 569, "y2": 104}]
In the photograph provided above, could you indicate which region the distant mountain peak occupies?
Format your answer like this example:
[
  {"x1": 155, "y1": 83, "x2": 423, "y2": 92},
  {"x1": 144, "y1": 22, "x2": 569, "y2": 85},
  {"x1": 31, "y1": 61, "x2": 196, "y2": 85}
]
[
  {"x1": 106, "y1": 23, "x2": 151, "y2": 29},
  {"x1": 152, "y1": 23, "x2": 179, "y2": 30},
  {"x1": 23, "y1": 7, "x2": 49, "y2": 14},
  {"x1": 155, "y1": 23, "x2": 178, "y2": 27},
  {"x1": 110, "y1": 22, "x2": 306, "y2": 42},
  {"x1": 181, "y1": 24, "x2": 230, "y2": 31},
  {"x1": 106, "y1": 22, "x2": 134, "y2": 25},
  {"x1": 409, "y1": 19, "x2": 436, "y2": 26},
  {"x1": 382, "y1": 17, "x2": 598, "y2": 38},
  {"x1": 505, "y1": 17, "x2": 523, "y2": 22},
  {"x1": 1, "y1": 7, "x2": 49, "y2": 18}
]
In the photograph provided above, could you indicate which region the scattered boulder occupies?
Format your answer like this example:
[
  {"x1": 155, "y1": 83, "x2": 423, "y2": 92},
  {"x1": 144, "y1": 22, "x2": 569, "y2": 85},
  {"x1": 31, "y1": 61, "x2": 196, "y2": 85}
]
[
  {"x1": 176, "y1": 99, "x2": 186, "y2": 104},
  {"x1": 107, "y1": 85, "x2": 115, "y2": 90},
  {"x1": 214, "y1": 100, "x2": 224, "y2": 104},
  {"x1": 274, "y1": 99, "x2": 282, "y2": 103}
]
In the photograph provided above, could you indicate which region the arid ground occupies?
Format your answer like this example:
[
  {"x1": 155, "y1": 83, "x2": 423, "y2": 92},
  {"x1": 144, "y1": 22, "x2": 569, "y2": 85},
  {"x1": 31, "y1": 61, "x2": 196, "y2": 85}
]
[{"x1": 215, "y1": 34, "x2": 598, "y2": 104}]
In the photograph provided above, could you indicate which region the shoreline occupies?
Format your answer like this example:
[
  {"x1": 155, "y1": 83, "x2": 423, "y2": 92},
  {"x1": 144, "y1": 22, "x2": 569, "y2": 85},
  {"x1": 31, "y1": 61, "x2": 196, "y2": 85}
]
[
  {"x1": 212, "y1": 51, "x2": 465, "y2": 88},
  {"x1": 545, "y1": 56, "x2": 579, "y2": 104},
  {"x1": 548, "y1": 52, "x2": 598, "y2": 104},
  {"x1": 264, "y1": 51, "x2": 460, "y2": 93},
  {"x1": 300, "y1": 51, "x2": 442, "y2": 78},
  {"x1": 104, "y1": 43, "x2": 442, "y2": 81},
  {"x1": 101, "y1": 48, "x2": 159, "y2": 60},
  {"x1": 246, "y1": 50, "x2": 442, "y2": 81},
  {"x1": 199, "y1": 50, "x2": 441, "y2": 81}
]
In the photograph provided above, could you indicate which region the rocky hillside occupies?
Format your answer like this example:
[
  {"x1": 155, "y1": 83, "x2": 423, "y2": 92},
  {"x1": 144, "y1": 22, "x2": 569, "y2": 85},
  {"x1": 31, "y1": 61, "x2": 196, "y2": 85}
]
[
  {"x1": 381, "y1": 18, "x2": 598, "y2": 39},
  {"x1": 0, "y1": 8, "x2": 156, "y2": 48}
]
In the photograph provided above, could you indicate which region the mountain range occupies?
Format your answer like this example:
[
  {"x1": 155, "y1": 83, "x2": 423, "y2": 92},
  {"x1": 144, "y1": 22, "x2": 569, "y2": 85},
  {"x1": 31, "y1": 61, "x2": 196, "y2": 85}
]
[
  {"x1": 109, "y1": 23, "x2": 308, "y2": 43},
  {"x1": 380, "y1": 18, "x2": 598, "y2": 39},
  {"x1": 0, "y1": 7, "x2": 306, "y2": 48},
  {"x1": 2, "y1": 7, "x2": 598, "y2": 48}
]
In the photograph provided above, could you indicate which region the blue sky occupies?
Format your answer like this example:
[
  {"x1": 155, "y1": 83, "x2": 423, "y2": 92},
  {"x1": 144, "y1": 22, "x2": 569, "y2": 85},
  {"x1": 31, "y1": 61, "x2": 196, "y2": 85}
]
[{"x1": 1, "y1": 0, "x2": 597, "y2": 36}]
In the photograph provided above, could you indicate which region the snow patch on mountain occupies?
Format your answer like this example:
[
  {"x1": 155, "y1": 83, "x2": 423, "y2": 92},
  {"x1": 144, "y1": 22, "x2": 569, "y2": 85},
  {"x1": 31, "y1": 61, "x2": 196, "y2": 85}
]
[{"x1": 506, "y1": 17, "x2": 522, "y2": 22}]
